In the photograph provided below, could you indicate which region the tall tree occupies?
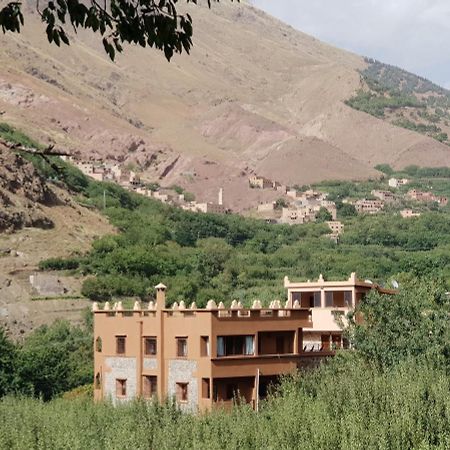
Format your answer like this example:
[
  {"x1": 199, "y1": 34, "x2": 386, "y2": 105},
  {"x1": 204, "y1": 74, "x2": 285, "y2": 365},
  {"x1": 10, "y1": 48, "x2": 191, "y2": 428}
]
[{"x1": 0, "y1": 0, "x2": 235, "y2": 61}]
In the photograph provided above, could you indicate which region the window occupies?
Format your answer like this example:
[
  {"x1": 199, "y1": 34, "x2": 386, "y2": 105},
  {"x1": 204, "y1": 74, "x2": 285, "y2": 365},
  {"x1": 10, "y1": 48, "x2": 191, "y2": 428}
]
[
  {"x1": 95, "y1": 372, "x2": 101, "y2": 389},
  {"x1": 95, "y1": 336, "x2": 102, "y2": 352},
  {"x1": 200, "y1": 336, "x2": 210, "y2": 357},
  {"x1": 202, "y1": 378, "x2": 210, "y2": 399},
  {"x1": 116, "y1": 336, "x2": 126, "y2": 355},
  {"x1": 216, "y1": 335, "x2": 254, "y2": 357},
  {"x1": 314, "y1": 291, "x2": 321, "y2": 307},
  {"x1": 344, "y1": 291, "x2": 353, "y2": 307},
  {"x1": 144, "y1": 337, "x2": 157, "y2": 356},
  {"x1": 143, "y1": 375, "x2": 157, "y2": 398},
  {"x1": 116, "y1": 379, "x2": 127, "y2": 397},
  {"x1": 176, "y1": 338, "x2": 188, "y2": 357},
  {"x1": 325, "y1": 292, "x2": 334, "y2": 308},
  {"x1": 176, "y1": 382, "x2": 188, "y2": 402},
  {"x1": 276, "y1": 336, "x2": 284, "y2": 354}
]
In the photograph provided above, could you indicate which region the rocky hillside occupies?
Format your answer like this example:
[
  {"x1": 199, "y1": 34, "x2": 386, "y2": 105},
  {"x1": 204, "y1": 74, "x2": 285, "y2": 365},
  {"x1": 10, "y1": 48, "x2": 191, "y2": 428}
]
[
  {"x1": 346, "y1": 59, "x2": 450, "y2": 144},
  {"x1": 0, "y1": 145, "x2": 114, "y2": 338},
  {"x1": 0, "y1": 2, "x2": 449, "y2": 209},
  {"x1": 0, "y1": 143, "x2": 56, "y2": 232}
]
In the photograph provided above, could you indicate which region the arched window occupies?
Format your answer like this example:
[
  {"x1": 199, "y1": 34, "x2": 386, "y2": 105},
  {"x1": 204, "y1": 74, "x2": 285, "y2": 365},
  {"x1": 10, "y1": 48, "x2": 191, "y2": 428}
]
[
  {"x1": 95, "y1": 336, "x2": 102, "y2": 352},
  {"x1": 95, "y1": 372, "x2": 101, "y2": 389}
]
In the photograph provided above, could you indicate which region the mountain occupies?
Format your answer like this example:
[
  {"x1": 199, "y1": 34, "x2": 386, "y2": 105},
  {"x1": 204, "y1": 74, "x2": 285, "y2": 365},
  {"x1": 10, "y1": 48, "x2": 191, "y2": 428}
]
[{"x1": 0, "y1": 1, "x2": 449, "y2": 210}]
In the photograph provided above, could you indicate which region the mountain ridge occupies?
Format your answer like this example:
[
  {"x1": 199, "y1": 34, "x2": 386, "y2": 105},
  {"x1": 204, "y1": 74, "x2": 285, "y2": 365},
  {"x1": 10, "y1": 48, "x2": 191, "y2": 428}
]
[{"x1": 0, "y1": 1, "x2": 449, "y2": 210}]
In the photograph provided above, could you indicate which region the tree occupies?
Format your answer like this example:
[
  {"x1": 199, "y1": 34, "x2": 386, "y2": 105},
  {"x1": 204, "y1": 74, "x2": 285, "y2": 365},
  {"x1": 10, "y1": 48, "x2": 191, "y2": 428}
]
[
  {"x1": 15, "y1": 321, "x2": 93, "y2": 400},
  {"x1": 347, "y1": 279, "x2": 450, "y2": 369},
  {"x1": 338, "y1": 202, "x2": 357, "y2": 218},
  {"x1": 0, "y1": 0, "x2": 235, "y2": 61},
  {"x1": 315, "y1": 207, "x2": 332, "y2": 223},
  {"x1": 274, "y1": 198, "x2": 288, "y2": 210},
  {"x1": 0, "y1": 328, "x2": 17, "y2": 396}
]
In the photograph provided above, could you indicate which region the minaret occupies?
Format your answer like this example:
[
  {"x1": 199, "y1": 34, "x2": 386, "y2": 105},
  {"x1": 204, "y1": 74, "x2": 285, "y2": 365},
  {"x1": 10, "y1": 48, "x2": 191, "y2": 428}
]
[{"x1": 218, "y1": 188, "x2": 223, "y2": 206}]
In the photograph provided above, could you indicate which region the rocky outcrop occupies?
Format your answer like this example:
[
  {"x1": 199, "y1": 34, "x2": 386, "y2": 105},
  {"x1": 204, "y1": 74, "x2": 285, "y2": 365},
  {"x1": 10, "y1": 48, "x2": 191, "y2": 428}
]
[{"x1": 0, "y1": 145, "x2": 56, "y2": 232}]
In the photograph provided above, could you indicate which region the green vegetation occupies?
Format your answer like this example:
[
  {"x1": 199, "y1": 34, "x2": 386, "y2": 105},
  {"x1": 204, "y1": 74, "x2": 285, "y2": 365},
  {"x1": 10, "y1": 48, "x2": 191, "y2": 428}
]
[
  {"x1": 1, "y1": 281, "x2": 449, "y2": 449},
  {"x1": 315, "y1": 207, "x2": 332, "y2": 223},
  {"x1": 19, "y1": 153, "x2": 448, "y2": 303},
  {"x1": 1, "y1": 126, "x2": 450, "y2": 447},
  {"x1": 0, "y1": 319, "x2": 92, "y2": 401},
  {"x1": 0, "y1": 122, "x2": 43, "y2": 149},
  {"x1": 345, "y1": 59, "x2": 450, "y2": 143}
]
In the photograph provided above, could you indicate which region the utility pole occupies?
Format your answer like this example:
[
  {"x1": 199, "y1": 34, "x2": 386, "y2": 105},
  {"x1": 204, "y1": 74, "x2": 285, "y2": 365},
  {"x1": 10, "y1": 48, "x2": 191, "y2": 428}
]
[{"x1": 103, "y1": 190, "x2": 106, "y2": 209}]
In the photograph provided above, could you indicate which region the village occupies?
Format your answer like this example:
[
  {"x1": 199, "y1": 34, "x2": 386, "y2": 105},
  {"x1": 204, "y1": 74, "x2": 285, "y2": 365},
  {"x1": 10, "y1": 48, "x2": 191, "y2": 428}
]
[{"x1": 67, "y1": 158, "x2": 448, "y2": 243}]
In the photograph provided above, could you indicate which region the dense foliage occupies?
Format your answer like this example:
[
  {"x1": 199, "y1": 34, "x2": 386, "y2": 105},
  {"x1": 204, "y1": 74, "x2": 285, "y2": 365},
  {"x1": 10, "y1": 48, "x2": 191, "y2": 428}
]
[
  {"x1": 0, "y1": 319, "x2": 92, "y2": 401},
  {"x1": 0, "y1": 356, "x2": 448, "y2": 449}
]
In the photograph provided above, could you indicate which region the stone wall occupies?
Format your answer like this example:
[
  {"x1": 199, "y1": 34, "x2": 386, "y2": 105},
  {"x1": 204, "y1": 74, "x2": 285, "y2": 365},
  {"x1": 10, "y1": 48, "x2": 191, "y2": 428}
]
[
  {"x1": 143, "y1": 357, "x2": 157, "y2": 370},
  {"x1": 167, "y1": 359, "x2": 198, "y2": 412},
  {"x1": 104, "y1": 357, "x2": 137, "y2": 404}
]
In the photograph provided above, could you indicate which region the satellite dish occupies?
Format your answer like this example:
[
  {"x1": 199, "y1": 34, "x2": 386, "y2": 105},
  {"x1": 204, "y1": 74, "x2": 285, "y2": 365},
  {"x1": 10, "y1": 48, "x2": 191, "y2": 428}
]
[
  {"x1": 364, "y1": 279, "x2": 373, "y2": 284},
  {"x1": 392, "y1": 280, "x2": 399, "y2": 289}
]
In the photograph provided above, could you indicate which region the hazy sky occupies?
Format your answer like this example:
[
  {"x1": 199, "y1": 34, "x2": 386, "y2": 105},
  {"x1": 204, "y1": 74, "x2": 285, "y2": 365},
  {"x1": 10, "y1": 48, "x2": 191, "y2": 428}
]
[{"x1": 251, "y1": 0, "x2": 450, "y2": 88}]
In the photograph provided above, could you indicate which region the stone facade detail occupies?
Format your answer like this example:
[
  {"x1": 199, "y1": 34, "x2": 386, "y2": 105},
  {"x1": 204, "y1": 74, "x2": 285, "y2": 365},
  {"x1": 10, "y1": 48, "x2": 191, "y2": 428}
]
[
  {"x1": 104, "y1": 357, "x2": 137, "y2": 404},
  {"x1": 167, "y1": 359, "x2": 198, "y2": 412},
  {"x1": 143, "y1": 358, "x2": 157, "y2": 370}
]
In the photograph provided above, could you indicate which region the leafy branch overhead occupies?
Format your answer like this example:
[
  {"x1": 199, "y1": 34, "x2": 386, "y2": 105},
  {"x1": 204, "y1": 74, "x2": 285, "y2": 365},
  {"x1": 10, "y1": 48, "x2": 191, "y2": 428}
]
[{"x1": 0, "y1": 0, "x2": 235, "y2": 61}]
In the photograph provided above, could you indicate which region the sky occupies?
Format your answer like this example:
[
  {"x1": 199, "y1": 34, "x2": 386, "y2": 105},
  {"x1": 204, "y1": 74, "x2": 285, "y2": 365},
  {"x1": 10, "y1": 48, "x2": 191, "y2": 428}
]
[{"x1": 251, "y1": 0, "x2": 450, "y2": 88}]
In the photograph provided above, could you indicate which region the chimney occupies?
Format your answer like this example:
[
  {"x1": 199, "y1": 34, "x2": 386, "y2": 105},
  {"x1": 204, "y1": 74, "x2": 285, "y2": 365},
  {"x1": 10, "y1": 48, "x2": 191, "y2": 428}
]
[
  {"x1": 218, "y1": 188, "x2": 223, "y2": 206},
  {"x1": 155, "y1": 283, "x2": 167, "y2": 310}
]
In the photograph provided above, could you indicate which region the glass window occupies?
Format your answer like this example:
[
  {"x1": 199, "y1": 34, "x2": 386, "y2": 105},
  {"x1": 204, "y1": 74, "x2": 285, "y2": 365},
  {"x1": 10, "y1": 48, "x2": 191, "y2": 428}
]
[
  {"x1": 144, "y1": 337, "x2": 157, "y2": 356},
  {"x1": 217, "y1": 336, "x2": 254, "y2": 356},
  {"x1": 202, "y1": 378, "x2": 210, "y2": 399},
  {"x1": 344, "y1": 291, "x2": 353, "y2": 307},
  {"x1": 244, "y1": 336, "x2": 254, "y2": 355},
  {"x1": 176, "y1": 382, "x2": 188, "y2": 402},
  {"x1": 314, "y1": 292, "x2": 321, "y2": 307},
  {"x1": 116, "y1": 379, "x2": 126, "y2": 397},
  {"x1": 177, "y1": 338, "x2": 188, "y2": 357},
  {"x1": 116, "y1": 336, "x2": 126, "y2": 355},
  {"x1": 201, "y1": 336, "x2": 210, "y2": 357},
  {"x1": 217, "y1": 337, "x2": 225, "y2": 357},
  {"x1": 325, "y1": 292, "x2": 334, "y2": 307},
  {"x1": 143, "y1": 376, "x2": 157, "y2": 398}
]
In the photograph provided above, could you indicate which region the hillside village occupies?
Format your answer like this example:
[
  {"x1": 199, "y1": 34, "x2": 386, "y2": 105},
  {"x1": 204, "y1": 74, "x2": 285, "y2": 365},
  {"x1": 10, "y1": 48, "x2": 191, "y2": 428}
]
[{"x1": 69, "y1": 157, "x2": 449, "y2": 244}]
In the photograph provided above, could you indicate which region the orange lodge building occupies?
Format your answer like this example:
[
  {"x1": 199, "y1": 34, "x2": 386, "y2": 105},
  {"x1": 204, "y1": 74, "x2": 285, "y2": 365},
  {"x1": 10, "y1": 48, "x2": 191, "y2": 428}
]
[{"x1": 93, "y1": 274, "x2": 394, "y2": 411}]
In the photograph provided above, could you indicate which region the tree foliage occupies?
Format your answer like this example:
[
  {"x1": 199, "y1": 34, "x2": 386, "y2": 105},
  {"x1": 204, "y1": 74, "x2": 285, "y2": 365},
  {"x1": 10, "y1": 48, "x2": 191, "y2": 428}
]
[
  {"x1": 0, "y1": 0, "x2": 235, "y2": 61},
  {"x1": 348, "y1": 279, "x2": 450, "y2": 369}
]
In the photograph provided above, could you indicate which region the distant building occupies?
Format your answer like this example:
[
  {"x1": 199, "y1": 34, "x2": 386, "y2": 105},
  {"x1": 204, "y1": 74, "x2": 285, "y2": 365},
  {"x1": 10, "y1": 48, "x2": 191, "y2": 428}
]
[
  {"x1": 280, "y1": 207, "x2": 315, "y2": 225},
  {"x1": 407, "y1": 190, "x2": 448, "y2": 206},
  {"x1": 400, "y1": 209, "x2": 421, "y2": 219},
  {"x1": 354, "y1": 199, "x2": 384, "y2": 215},
  {"x1": 249, "y1": 176, "x2": 273, "y2": 189},
  {"x1": 388, "y1": 178, "x2": 409, "y2": 188},
  {"x1": 182, "y1": 189, "x2": 227, "y2": 214},
  {"x1": 371, "y1": 190, "x2": 396, "y2": 203},
  {"x1": 326, "y1": 221, "x2": 344, "y2": 235}
]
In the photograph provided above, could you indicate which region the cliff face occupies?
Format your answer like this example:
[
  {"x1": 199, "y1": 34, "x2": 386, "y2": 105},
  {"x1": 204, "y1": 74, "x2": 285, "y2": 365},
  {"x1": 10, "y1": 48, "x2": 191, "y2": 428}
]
[{"x1": 0, "y1": 2, "x2": 449, "y2": 210}]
